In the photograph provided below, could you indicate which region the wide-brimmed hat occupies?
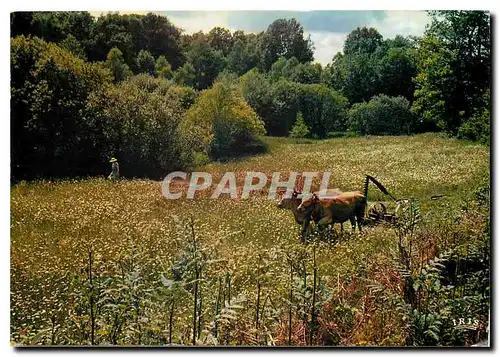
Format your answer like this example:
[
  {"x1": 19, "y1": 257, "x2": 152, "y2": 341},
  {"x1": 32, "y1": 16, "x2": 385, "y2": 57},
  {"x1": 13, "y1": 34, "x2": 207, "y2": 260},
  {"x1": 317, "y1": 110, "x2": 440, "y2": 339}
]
[{"x1": 109, "y1": 157, "x2": 118, "y2": 163}]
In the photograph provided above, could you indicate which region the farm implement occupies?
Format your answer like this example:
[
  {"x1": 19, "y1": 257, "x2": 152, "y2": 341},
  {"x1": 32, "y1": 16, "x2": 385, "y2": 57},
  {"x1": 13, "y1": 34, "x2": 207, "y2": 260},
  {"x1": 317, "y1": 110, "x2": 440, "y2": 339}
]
[{"x1": 362, "y1": 175, "x2": 412, "y2": 226}]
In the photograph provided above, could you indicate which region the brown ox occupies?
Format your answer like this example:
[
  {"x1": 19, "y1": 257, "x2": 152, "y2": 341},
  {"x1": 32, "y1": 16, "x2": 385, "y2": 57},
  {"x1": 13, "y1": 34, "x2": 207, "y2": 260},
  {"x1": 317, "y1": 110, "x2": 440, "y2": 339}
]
[
  {"x1": 277, "y1": 188, "x2": 343, "y2": 241},
  {"x1": 296, "y1": 190, "x2": 366, "y2": 232}
]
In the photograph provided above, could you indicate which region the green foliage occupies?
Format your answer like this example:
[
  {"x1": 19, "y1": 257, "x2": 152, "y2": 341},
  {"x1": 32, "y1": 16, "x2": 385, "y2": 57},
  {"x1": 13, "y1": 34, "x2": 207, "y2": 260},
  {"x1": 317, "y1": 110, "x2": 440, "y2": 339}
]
[
  {"x1": 267, "y1": 79, "x2": 300, "y2": 136},
  {"x1": 10, "y1": 36, "x2": 113, "y2": 180},
  {"x1": 289, "y1": 112, "x2": 310, "y2": 138},
  {"x1": 343, "y1": 27, "x2": 383, "y2": 55},
  {"x1": 207, "y1": 27, "x2": 234, "y2": 56},
  {"x1": 324, "y1": 52, "x2": 380, "y2": 104},
  {"x1": 181, "y1": 77, "x2": 266, "y2": 160},
  {"x1": 262, "y1": 18, "x2": 314, "y2": 70},
  {"x1": 325, "y1": 32, "x2": 418, "y2": 106},
  {"x1": 88, "y1": 74, "x2": 192, "y2": 178},
  {"x1": 89, "y1": 12, "x2": 183, "y2": 70},
  {"x1": 173, "y1": 62, "x2": 196, "y2": 88},
  {"x1": 378, "y1": 44, "x2": 418, "y2": 101},
  {"x1": 182, "y1": 38, "x2": 225, "y2": 90},
  {"x1": 59, "y1": 34, "x2": 87, "y2": 60},
  {"x1": 290, "y1": 62, "x2": 322, "y2": 84},
  {"x1": 298, "y1": 83, "x2": 349, "y2": 137},
  {"x1": 227, "y1": 36, "x2": 262, "y2": 76},
  {"x1": 155, "y1": 55, "x2": 173, "y2": 79},
  {"x1": 239, "y1": 69, "x2": 273, "y2": 129},
  {"x1": 412, "y1": 11, "x2": 490, "y2": 139},
  {"x1": 348, "y1": 95, "x2": 416, "y2": 135},
  {"x1": 10, "y1": 10, "x2": 491, "y2": 183},
  {"x1": 104, "y1": 47, "x2": 132, "y2": 82},
  {"x1": 135, "y1": 49, "x2": 155, "y2": 76},
  {"x1": 457, "y1": 90, "x2": 490, "y2": 145}
]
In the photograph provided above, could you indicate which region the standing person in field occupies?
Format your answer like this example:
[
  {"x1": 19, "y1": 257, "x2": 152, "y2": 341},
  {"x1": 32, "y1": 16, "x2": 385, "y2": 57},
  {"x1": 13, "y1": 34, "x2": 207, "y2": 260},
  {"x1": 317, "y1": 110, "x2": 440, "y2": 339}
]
[{"x1": 108, "y1": 157, "x2": 120, "y2": 180}]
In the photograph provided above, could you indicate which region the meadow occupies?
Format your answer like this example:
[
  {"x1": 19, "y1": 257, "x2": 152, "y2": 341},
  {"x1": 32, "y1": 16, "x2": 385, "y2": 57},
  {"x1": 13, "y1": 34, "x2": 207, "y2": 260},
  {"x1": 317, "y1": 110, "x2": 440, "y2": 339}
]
[{"x1": 10, "y1": 134, "x2": 490, "y2": 346}]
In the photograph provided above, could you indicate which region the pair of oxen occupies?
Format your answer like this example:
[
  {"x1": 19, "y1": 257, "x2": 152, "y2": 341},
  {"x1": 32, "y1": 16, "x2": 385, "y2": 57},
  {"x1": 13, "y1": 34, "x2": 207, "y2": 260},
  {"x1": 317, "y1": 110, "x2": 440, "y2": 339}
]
[{"x1": 277, "y1": 188, "x2": 366, "y2": 241}]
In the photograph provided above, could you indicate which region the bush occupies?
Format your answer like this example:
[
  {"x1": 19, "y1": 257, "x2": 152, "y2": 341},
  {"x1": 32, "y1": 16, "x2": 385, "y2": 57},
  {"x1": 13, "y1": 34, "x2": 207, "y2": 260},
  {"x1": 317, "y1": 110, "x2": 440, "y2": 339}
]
[
  {"x1": 11, "y1": 36, "x2": 113, "y2": 181},
  {"x1": 180, "y1": 77, "x2": 266, "y2": 160},
  {"x1": 347, "y1": 94, "x2": 416, "y2": 135}
]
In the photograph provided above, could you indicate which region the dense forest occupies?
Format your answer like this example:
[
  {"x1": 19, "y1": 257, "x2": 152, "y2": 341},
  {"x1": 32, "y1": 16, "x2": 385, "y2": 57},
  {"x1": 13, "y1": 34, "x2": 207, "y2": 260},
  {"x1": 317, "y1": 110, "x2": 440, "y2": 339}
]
[{"x1": 10, "y1": 11, "x2": 491, "y2": 180}]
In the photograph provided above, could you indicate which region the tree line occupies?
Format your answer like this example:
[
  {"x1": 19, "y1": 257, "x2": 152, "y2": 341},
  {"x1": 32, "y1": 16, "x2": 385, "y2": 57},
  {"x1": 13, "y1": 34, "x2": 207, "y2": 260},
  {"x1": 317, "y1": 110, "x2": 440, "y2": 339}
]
[{"x1": 10, "y1": 11, "x2": 490, "y2": 180}]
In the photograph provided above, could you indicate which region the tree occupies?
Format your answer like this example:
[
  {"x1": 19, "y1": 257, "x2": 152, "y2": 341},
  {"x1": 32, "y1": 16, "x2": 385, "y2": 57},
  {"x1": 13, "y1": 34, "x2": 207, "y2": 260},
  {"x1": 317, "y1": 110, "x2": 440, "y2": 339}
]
[
  {"x1": 155, "y1": 55, "x2": 173, "y2": 79},
  {"x1": 239, "y1": 69, "x2": 273, "y2": 127},
  {"x1": 136, "y1": 49, "x2": 155, "y2": 75},
  {"x1": 343, "y1": 27, "x2": 383, "y2": 55},
  {"x1": 207, "y1": 27, "x2": 233, "y2": 56},
  {"x1": 90, "y1": 13, "x2": 136, "y2": 65},
  {"x1": 173, "y1": 62, "x2": 196, "y2": 88},
  {"x1": 378, "y1": 42, "x2": 418, "y2": 101},
  {"x1": 180, "y1": 78, "x2": 266, "y2": 160},
  {"x1": 227, "y1": 37, "x2": 262, "y2": 76},
  {"x1": 289, "y1": 112, "x2": 310, "y2": 138},
  {"x1": 11, "y1": 12, "x2": 36, "y2": 38},
  {"x1": 11, "y1": 36, "x2": 113, "y2": 180},
  {"x1": 324, "y1": 52, "x2": 381, "y2": 104},
  {"x1": 227, "y1": 40, "x2": 247, "y2": 75},
  {"x1": 105, "y1": 47, "x2": 132, "y2": 82},
  {"x1": 140, "y1": 13, "x2": 184, "y2": 69},
  {"x1": 60, "y1": 34, "x2": 87, "y2": 60},
  {"x1": 184, "y1": 38, "x2": 225, "y2": 90},
  {"x1": 298, "y1": 84, "x2": 349, "y2": 137},
  {"x1": 412, "y1": 11, "x2": 490, "y2": 137},
  {"x1": 262, "y1": 18, "x2": 314, "y2": 70},
  {"x1": 289, "y1": 62, "x2": 322, "y2": 84},
  {"x1": 89, "y1": 13, "x2": 184, "y2": 70},
  {"x1": 267, "y1": 79, "x2": 300, "y2": 136}
]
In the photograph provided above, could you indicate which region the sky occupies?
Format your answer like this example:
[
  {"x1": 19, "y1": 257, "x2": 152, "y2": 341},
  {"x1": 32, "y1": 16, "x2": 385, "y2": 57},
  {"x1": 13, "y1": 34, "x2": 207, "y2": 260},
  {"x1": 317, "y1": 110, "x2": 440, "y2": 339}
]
[{"x1": 91, "y1": 11, "x2": 431, "y2": 65}]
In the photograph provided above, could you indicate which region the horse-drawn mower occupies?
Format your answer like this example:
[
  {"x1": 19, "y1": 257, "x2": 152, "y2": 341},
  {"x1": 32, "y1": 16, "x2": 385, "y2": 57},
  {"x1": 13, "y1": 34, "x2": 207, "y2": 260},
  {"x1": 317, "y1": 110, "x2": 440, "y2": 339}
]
[{"x1": 362, "y1": 175, "x2": 412, "y2": 226}]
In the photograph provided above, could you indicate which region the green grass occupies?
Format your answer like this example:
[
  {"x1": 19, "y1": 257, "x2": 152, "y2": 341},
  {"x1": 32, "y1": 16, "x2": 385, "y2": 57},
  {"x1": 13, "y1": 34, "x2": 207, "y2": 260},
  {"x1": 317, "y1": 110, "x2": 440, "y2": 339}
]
[{"x1": 10, "y1": 134, "x2": 490, "y2": 346}]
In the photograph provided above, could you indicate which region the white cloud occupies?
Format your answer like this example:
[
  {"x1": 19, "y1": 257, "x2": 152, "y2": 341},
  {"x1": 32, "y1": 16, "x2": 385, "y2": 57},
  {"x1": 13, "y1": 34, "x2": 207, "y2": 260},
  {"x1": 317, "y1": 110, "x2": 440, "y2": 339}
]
[
  {"x1": 167, "y1": 12, "x2": 234, "y2": 33},
  {"x1": 308, "y1": 11, "x2": 430, "y2": 66},
  {"x1": 368, "y1": 10, "x2": 431, "y2": 39},
  {"x1": 307, "y1": 31, "x2": 346, "y2": 65}
]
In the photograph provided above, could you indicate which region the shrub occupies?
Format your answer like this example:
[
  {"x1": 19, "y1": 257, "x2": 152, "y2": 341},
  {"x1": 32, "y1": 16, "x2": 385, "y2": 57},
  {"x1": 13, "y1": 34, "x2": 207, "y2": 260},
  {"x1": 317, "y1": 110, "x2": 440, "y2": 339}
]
[
  {"x1": 347, "y1": 94, "x2": 416, "y2": 135},
  {"x1": 180, "y1": 77, "x2": 266, "y2": 160}
]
